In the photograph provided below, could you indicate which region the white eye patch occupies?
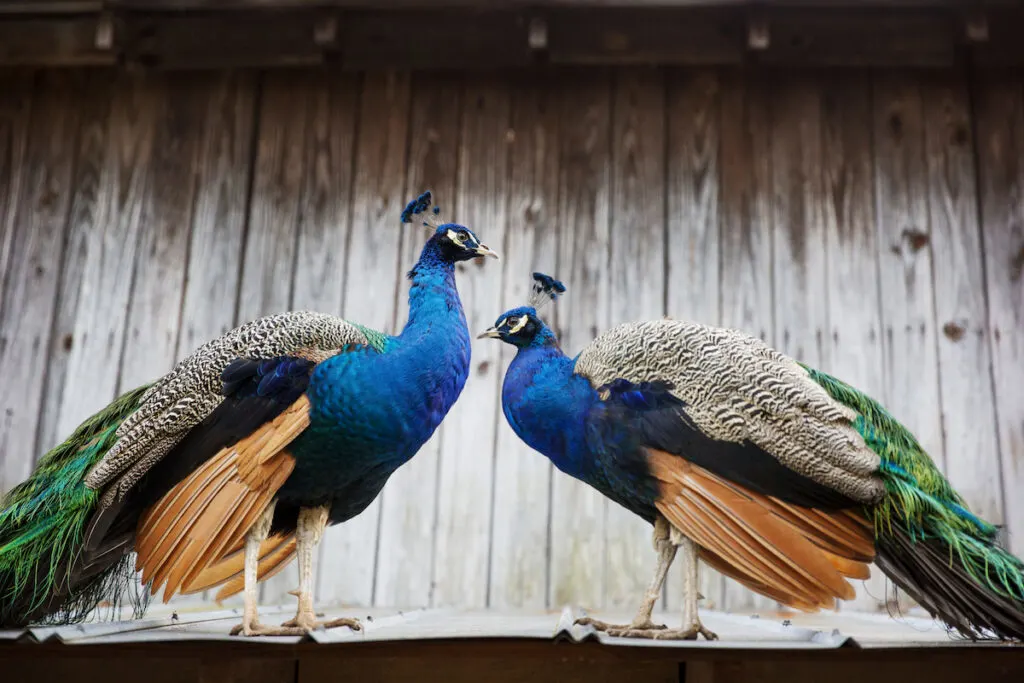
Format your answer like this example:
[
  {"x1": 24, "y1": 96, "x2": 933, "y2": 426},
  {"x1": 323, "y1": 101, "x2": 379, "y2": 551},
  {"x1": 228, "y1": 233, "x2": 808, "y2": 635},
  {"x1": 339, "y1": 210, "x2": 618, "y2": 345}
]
[
  {"x1": 446, "y1": 228, "x2": 472, "y2": 246},
  {"x1": 509, "y1": 316, "x2": 528, "y2": 334}
]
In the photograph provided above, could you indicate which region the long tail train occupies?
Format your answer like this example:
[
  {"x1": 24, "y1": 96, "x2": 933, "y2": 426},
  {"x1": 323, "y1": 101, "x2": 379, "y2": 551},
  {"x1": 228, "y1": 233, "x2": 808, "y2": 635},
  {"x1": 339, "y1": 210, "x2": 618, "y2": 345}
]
[
  {"x1": 0, "y1": 386, "x2": 151, "y2": 627},
  {"x1": 807, "y1": 366, "x2": 1024, "y2": 641}
]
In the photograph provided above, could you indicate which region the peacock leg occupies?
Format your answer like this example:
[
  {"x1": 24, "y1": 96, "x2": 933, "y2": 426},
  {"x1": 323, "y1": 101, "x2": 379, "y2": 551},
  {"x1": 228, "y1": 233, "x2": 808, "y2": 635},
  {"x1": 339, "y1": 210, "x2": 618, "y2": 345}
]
[
  {"x1": 645, "y1": 534, "x2": 717, "y2": 641},
  {"x1": 278, "y1": 505, "x2": 361, "y2": 633},
  {"x1": 230, "y1": 501, "x2": 277, "y2": 636},
  {"x1": 575, "y1": 517, "x2": 676, "y2": 635}
]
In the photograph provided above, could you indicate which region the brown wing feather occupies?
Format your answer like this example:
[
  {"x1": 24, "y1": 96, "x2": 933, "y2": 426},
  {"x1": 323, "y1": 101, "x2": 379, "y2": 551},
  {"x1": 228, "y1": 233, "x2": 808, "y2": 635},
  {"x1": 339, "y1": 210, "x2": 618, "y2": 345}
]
[
  {"x1": 135, "y1": 396, "x2": 309, "y2": 602},
  {"x1": 648, "y1": 448, "x2": 874, "y2": 611}
]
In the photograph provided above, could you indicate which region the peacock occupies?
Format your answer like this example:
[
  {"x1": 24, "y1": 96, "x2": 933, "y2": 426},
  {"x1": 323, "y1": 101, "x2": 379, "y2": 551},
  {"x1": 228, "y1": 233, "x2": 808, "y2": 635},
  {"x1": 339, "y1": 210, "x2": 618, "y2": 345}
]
[
  {"x1": 480, "y1": 272, "x2": 1024, "y2": 641},
  {"x1": 0, "y1": 191, "x2": 498, "y2": 636}
]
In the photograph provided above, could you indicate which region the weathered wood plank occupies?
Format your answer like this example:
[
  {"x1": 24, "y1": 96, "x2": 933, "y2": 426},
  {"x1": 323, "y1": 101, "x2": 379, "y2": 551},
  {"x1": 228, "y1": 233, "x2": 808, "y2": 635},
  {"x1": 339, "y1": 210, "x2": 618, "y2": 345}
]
[
  {"x1": 35, "y1": 71, "x2": 114, "y2": 454},
  {"x1": 0, "y1": 70, "x2": 32, "y2": 321},
  {"x1": 51, "y1": 72, "x2": 154, "y2": 443},
  {"x1": 238, "y1": 71, "x2": 309, "y2": 605},
  {"x1": 973, "y1": 72, "x2": 1024, "y2": 555},
  {"x1": 487, "y1": 74, "x2": 559, "y2": 609},
  {"x1": 290, "y1": 69, "x2": 362, "y2": 603},
  {"x1": 315, "y1": 72, "x2": 411, "y2": 607},
  {"x1": 117, "y1": 73, "x2": 204, "y2": 392},
  {"x1": 818, "y1": 71, "x2": 889, "y2": 613},
  {"x1": 920, "y1": 73, "x2": 1003, "y2": 524},
  {"x1": 871, "y1": 75, "x2": 945, "y2": 470},
  {"x1": 716, "y1": 70, "x2": 776, "y2": 612},
  {"x1": 663, "y1": 68, "x2": 725, "y2": 614},
  {"x1": 175, "y1": 71, "x2": 258, "y2": 358},
  {"x1": 431, "y1": 77, "x2": 511, "y2": 608},
  {"x1": 549, "y1": 70, "x2": 611, "y2": 610},
  {"x1": 0, "y1": 72, "x2": 78, "y2": 492},
  {"x1": 375, "y1": 72, "x2": 462, "y2": 608},
  {"x1": 603, "y1": 67, "x2": 666, "y2": 611}
]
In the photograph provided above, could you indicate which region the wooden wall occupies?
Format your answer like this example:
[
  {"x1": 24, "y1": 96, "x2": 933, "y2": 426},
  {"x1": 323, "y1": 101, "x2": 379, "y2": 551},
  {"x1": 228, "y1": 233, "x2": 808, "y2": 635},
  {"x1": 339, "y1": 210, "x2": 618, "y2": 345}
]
[{"x1": 0, "y1": 65, "x2": 1021, "y2": 616}]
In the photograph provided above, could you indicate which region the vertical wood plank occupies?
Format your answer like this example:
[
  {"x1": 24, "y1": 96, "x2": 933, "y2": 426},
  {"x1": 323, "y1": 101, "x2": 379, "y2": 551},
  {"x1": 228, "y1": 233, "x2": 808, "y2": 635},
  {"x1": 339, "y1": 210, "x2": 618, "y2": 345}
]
[
  {"x1": 872, "y1": 74, "x2": 945, "y2": 466},
  {"x1": 240, "y1": 71, "x2": 309, "y2": 604},
  {"x1": 604, "y1": 67, "x2": 666, "y2": 611},
  {"x1": 487, "y1": 74, "x2": 559, "y2": 609},
  {"x1": 549, "y1": 71, "x2": 612, "y2": 610},
  {"x1": 431, "y1": 76, "x2": 510, "y2": 608},
  {"x1": 973, "y1": 72, "x2": 1024, "y2": 555},
  {"x1": 51, "y1": 71, "x2": 157, "y2": 441},
  {"x1": 315, "y1": 72, "x2": 411, "y2": 607},
  {"x1": 819, "y1": 72, "x2": 890, "y2": 612},
  {"x1": 36, "y1": 72, "x2": 114, "y2": 454},
  {"x1": 664, "y1": 68, "x2": 724, "y2": 614},
  {"x1": 0, "y1": 70, "x2": 33, "y2": 316},
  {"x1": 375, "y1": 72, "x2": 462, "y2": 608},
  {"x1": 117, "y1": 73, "x2": 205, "y2": 391},
  {"x1": 174, "y1": 71, "x2": 257, "y2": 358},
  {"x1": 716, "y1": 71, "x2": 776, "y2": 612},
  {"x1": 0, "y1": 72, "x2": 78, "y2": 492},
  {"x1": 921, "y1": 73, "x2": 1003, "y2": 524}
]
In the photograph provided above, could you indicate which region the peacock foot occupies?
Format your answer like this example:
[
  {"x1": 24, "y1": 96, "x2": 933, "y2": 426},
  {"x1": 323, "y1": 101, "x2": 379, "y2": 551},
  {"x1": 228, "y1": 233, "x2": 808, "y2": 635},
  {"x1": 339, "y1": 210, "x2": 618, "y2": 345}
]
[
  {"x1": 574, "y1": 616, "x2": 668, "y2": 634},
  {"x1": 279, "y1": 609, "x2": 362, "y2": 634},
  {"x1": 230, "y1": 619, "x2": 311, "y2": 637},
  {"x1": 628, "y1": 623, "x2": 718, "y2": 641}
]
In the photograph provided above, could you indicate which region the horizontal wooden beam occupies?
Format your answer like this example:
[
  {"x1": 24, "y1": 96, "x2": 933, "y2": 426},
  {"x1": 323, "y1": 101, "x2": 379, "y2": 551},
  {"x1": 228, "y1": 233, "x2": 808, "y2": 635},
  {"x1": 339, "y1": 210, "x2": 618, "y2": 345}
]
[{"x1": 1, "y1": 5, "x2": 1023, "y2": 68}]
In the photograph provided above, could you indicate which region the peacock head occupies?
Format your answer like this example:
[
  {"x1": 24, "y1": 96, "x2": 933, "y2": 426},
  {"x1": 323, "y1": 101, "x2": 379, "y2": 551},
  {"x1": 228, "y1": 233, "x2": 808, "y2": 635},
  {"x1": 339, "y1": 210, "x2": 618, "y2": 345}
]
[
  {"x1": 478, "y1": 272, "x2": 565, "y2": 348},
  {"x1": 401, "y1": 191, "x2": 499, "y2": 263}
]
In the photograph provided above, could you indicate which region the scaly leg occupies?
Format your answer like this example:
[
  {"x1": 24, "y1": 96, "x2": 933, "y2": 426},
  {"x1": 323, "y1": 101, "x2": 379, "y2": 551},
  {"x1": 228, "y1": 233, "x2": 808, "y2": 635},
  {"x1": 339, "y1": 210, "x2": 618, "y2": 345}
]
[
  {"x1": 643, "y1": 534, "x2": 717, "y2": 641},
  {"x1": 575, "y1": 517, "x2": 676, "y2": 636},
  {"x1": 278, "y1": 505, "x2": 361, "y2": 633},
  {"x1": 230, "y1": 502, "x2": 279, "y2": 636}
]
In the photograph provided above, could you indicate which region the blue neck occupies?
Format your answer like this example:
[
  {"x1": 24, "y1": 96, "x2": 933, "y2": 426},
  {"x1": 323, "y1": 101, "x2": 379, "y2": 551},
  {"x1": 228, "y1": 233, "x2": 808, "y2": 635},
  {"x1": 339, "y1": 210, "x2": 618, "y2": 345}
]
[
  {"x1": 401, "y1": 237, "x2": 463, "y2": 340},
  {"x1": 501, "y1": 342, "x2": 597, "y2": 480}
]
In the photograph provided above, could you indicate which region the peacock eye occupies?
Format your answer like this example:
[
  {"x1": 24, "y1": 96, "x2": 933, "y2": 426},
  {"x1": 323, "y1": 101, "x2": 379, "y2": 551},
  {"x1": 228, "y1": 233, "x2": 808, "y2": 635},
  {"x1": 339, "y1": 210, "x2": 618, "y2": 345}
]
[
  {"x1": 507, "y1": 317, "x2": 518, "y2": 329},
  {"x1": 456, "y1": 230, "x2": 470, "y2": 242}
]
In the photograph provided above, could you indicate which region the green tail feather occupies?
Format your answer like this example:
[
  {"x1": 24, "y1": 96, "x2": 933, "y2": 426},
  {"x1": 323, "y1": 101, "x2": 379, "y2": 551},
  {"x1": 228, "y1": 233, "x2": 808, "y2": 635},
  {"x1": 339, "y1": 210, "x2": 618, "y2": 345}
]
[
  {"x1": 0, "y1": 385, "x2": 151, "y2": 627},
  {"x1": 804, "y1": 365, "x2": 1024, "y2": 640}
]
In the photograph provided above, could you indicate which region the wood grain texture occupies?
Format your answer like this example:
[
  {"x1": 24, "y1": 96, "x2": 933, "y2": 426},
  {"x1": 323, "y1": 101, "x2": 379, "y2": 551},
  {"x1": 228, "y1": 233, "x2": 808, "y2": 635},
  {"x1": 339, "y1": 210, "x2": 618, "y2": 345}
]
[
  {"x1": 431, "y1": 76, "x2": 510, "y2": 608},
  {"x1": 35, "y1": 71, "x2": 113, "y2": 455},
  {"x1": 0, "y1": 70, "x2": 32, "y2": 325},
  {"x1": 118, "y1": 73, "x2": 203, "y2": 392},
  {"x1": 920, "y1": 73, "x2": 1003, "y2": 524},
  {"x1": 314, "y1": 72, "x2": 411, "y2": 607},
  {"x1": 663, "y1": 68, "x2": 725, "y2": 614},
  {"x1": 51, "y1": 71, "x2": 155, "y2": 442},
  {"x1": 604, "y1": 67, "x2": 666, "y2": 611},
  {"x1": 716, "y1": 70, "x2": 776, "y2": 612},
  {"x1": 973, "y1": 71, "x2": 1024, "y2": 555},
  {"x1": 0, "y1": 71, "x2": 78, "y2": 492},
  {"x1": 549, "y1": 70, "x2": 612, "y2": 610},
  {"x1": 818, "y1": 71, "x2": 889, "y2": 613},
  {"x1": 487, "y1": 73, "x2": 559, "y2": 609},
  {"x1": 175, "y1": 71, "x2": 257, "y2": 359},
  {"x1": 374, "y1": 72, "x2": 460, "y2": 609}
]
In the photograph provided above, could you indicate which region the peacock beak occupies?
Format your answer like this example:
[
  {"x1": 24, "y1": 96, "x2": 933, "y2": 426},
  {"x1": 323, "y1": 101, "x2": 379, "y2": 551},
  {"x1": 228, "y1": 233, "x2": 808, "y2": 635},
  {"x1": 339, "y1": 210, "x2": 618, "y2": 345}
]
[
  {"x1": 477, "y1": 327, "x2": 501, "y2": 339},
  {"x1": 473, "y1": 244, "x2": 500, "y2": 260}
]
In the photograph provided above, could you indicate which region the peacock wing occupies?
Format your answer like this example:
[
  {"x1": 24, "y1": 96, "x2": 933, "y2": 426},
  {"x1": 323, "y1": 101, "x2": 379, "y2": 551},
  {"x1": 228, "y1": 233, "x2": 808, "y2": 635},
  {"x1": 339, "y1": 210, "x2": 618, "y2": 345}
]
[
  {"x1": 85, "y1": 311, "x2": 386, "y2": 506},
  {"x1": 574, "y1": 319, "x2": 884, "y2": 504},
  {"x1": 574, "y1": 319, "x2": 884, "y2": 611}
]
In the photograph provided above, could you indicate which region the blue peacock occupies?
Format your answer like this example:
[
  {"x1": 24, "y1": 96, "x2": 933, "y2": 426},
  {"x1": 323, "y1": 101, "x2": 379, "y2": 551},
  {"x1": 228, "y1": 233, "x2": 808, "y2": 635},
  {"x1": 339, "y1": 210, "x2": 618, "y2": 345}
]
[
  {"x1": 0, "y1": 192, "x2": 498, "y2": 636},
  {"x1": 480, "y1": 272, "x2": 1024, "y2": 641}
]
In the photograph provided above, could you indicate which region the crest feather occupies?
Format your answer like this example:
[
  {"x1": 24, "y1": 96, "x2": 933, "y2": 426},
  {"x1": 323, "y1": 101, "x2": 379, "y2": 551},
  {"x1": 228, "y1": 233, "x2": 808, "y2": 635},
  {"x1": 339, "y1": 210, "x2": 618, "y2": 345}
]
[
  {"x1": 527, "y1": 272, "x2": 566, "y2": 311},
  {"x1": 401, "y1": 191, "x2": 445, "y2": 230}
]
